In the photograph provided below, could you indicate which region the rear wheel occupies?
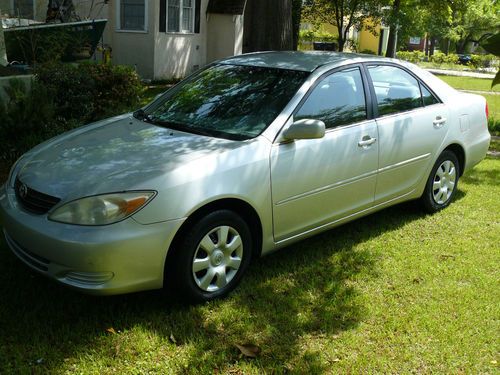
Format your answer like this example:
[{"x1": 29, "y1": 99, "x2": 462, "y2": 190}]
[
  {"x1": 167, "y1": 210, "x2": 252, "y2": 303},
  {"x1": 421, "y1": 150, "x2": 459, "y2": 213}
]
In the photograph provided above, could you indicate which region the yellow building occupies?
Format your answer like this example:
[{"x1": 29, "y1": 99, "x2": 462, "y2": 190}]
[{"x1": 301, "y1": 18, "x2": 390, "y2": 55}]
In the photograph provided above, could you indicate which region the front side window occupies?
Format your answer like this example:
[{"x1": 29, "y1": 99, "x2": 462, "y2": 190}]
[
  {"x1": 168, "y1": 0, "x2": 194, "y2": 33},
  {"x1": 295, "y1": 67, "x2": 367, "y2": 128},
  {"x1": 119, "y1": 0, "x2": 146, "y2": 31},
  {"x1": 368, "y1": 65, "x2": 423, "y2": 116},
  {"x1": 144, "y1": 64, "x2": 309, "y2": 140}
]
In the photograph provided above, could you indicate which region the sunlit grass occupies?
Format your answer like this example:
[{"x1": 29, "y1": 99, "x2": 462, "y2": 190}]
[
  {"x1": 433, "y1": 75, "x2": 500, "y2": 133},
  {"x1": 0, "y1": 66, "x2": 498, "y2": 374},
  {"x1": 437, "y1": 75, "x2": 499, "y2": 93},
  {"x1": 0, "y1": 158, "x2": 498, "y2": 373}
]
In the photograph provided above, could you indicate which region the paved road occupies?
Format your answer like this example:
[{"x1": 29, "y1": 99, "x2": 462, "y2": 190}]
[
  {"x1": 426, "y1": 68, "x2": 496, "y2": 79},
  {"x1": 460, "y1": 89, "x2": 500, "y2": 95}
]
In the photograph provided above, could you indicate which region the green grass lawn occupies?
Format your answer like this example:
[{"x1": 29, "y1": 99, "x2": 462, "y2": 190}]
[
  {"x1": 490, "y1": 137, "x2": 500, "y2": 153},
  {"x1": 433, "y1": 75, "x2": 500, "y2": 133},
  {"x1": 436, "y1": 75, "x2": 500, "y2": 93},
  {"x1": 0, "y1": 158, "x2": 498, "y2": 373},
  {"x1": 481, "y1": 93, "x2": 500, "y2": 132}
]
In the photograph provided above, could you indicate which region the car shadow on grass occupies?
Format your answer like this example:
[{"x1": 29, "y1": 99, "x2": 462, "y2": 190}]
[
  {"x1": 461, "y1": 166, "x2": 498, "y2": 186},
  {"x1": 0, "y1": 198, "x2": 460, "y2": 373}
]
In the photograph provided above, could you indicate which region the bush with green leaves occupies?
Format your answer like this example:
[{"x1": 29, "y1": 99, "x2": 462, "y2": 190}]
[
  {"x1": 489, "y1": 118, "x2": 500, "y2": 134},
  {"x1": 429, "y1": 52, "x2": 459, "y2": 65},
  {"x1": 469, "y1": 54, "x2": 499, "y2": 69},
  {"x1": 0, "y1": 78, "x2": 70, "y2": 162},
  {"x1": 36, "y1": 62, "x2": 143, "y2": 123},
  {"x1": 0, "y1": 62, "x2": 143, "y2": 163},
  {"x1": 396, "y1": 51, "x2": 426, "y2": 63},
  {"x1": 299, "y1": 29, "x2": 337, "y2": 43}
]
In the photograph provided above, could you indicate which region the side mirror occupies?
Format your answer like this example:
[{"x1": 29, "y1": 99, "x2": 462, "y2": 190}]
[{"x1": 282, "y1": 119, "x2": 326, "y2": 140}]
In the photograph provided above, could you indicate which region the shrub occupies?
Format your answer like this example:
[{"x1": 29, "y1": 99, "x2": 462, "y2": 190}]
[
  {"x1": 489, "y1": 118, "x2": 500, "y2": 134},
  {"x1": 469, "y1": 54, "x2": 499, "y2": 69},
  {"x1": 0, "y1": 62, "x2": 143, "y2": 163},
  {"x1": 35, "y1": 62, "x2": 143, "y2": 123},
  {"x1": 0, "y1": 78, "x2": 68, "y2": 162},
  {"x1": 360, "y1": 49, "x2": 377, "y2": 55},
  {"x1": 396, "y1": 51, "x2": 426, "y2": 63},
  {"x1": 429, "y1": 52, "x2": 459, "y2": 65},
  {"x1": 299, "y1": 29, "x2": 337, "y2": 43}
]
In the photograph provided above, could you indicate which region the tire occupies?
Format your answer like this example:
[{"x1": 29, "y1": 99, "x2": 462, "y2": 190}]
[
  {"x1": 167, "y1": 210, "x2": 252, "y2": 303},
  {"x1": 421, "y1": 150, "x2": 460, "y2": 213}
]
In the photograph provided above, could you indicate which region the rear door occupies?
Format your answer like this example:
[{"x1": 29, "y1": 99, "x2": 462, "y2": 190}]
[
  {"x1": 270, "y1": 66, "x2": 379, "y2": 242},
  {"x1": 365, "y1": 64, "x2": 447, "y2": 203}
]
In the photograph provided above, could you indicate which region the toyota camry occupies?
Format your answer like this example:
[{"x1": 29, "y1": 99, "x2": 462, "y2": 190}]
[{"x1": 0, "y1": 52, "x2": 491, "y2": 302}]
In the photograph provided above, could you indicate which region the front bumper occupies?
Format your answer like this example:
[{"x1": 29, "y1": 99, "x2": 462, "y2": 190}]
[{"x1": 0, "y1": 183, "x2": 185, "y2": 295}]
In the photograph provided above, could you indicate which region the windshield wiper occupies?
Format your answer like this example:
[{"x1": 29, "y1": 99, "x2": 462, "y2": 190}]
[{"x1": 139, "y1": 117, "x2": 247, "y2": 140}]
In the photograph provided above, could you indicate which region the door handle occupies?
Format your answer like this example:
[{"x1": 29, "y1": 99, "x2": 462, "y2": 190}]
[
  {"x1": 433, "y1": 116, "x2": 447, "y2": 128},
  {"x1": 358, "y1": 136, "x2": 377, "y2": 148}
]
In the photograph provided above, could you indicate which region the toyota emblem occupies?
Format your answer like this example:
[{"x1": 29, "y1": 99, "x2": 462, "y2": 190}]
[{"x1": 19, "y1": 183, "x2": 28, "y2": 199}]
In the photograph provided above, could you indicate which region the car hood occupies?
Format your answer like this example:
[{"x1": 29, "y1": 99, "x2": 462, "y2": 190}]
[{"x1": 16, "y1": 115, "x2": 242, "y2": 200}]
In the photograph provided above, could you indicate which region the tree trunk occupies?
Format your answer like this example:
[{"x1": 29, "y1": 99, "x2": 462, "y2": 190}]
[
  {"x1": 337, "y1": 36, "x2": 345, "y2": 52},
  {"x1": 429, "y1": 35, "x2": 435, "y2": 56},
  {"x1": 385, "y1": 0, "x2": 400, "y2": 58},
  {"x1": 455, "y1": 39, "x2": 468, "y2": 54},
  {"x1": 243, "y1": 0, "x2": 293, "y2": 53},
  {"x1": 0, "y1": 10, "x2": 6, "y2": 66},
  {"x1": 443, "y1": 39, "x2": 450, "y2": 55},
  {"x1": 291, "y1": 0, "x2": 302, "y2": 50}
]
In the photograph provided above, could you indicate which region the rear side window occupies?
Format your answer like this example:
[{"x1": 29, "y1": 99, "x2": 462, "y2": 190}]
[
  {"x1": 295, "y1": 67, "x2": 367, "y2": 128},
  {"x1": 420, "y1": 84, "x2": 439, "y2": 106},
  {"x1": 368, "y1": 65, "x2": 423, "y2": 116}
]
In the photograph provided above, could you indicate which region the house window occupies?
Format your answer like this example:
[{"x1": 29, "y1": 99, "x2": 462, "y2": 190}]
[
  {"x1": 167, "y1": 0, "x2": 195, "y2": 33},
  {"x1": 11, "y1": 0, "x2": 34, "y2": 19},
  {"x1": 409, "y1": 37, "x2": 421, "y2": 45},
  {"x1": 119, "y1": 0, "x2": 146, "y2": 31}
]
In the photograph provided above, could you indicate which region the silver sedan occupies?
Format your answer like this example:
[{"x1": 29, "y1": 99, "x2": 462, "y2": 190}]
[{"x1": 0, "y1": 52, "x2": 491, "y2": 302}]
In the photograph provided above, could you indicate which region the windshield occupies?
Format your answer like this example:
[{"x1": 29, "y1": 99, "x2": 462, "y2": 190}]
[{"x1": 144, "y1": 64, "x2": 309, "y2": 140}]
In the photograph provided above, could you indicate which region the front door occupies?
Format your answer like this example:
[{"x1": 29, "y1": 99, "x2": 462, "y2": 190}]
[{"x1": 271, "y1": 66, "x2": 379, "y2": 242}]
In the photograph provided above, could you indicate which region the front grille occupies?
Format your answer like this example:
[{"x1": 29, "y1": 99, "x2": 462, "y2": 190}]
[{"x1": 14, "y1": 178, "x2": 61, "y2": 214}]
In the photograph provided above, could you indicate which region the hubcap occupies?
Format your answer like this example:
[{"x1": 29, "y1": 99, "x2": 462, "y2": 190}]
[
  {"x1": 192, "y1": 225, "x2": 243, "y2": 292},
  {"x1": 432, "y1": 160, "x2": 457, "y2": 205}
]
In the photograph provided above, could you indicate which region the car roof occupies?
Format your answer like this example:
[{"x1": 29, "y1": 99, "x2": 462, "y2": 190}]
[{"x1": 221, "y1": 51, "x2": 382, "y2": 72}]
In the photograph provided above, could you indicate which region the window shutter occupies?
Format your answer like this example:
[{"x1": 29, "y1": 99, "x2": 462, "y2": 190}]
[
  {"x1": 159, "y1": 0, "x2": 167, "y2": 32},
  {"x1": 194, "y1": 0, "x2": 201, "y2": 33}
]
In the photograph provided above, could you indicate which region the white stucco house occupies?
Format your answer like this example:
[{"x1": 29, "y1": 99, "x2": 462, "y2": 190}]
[{"x1": 1, "y1": 0, "x2": 247, "y2": 79}]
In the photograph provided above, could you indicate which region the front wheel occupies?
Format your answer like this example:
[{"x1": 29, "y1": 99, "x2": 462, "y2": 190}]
[
  {"x1": 421, "y1": 150, "x2": 460, "y2": 213},
  {"x1": 167, "y1": 210, "x2": 252, "y2": 303}
]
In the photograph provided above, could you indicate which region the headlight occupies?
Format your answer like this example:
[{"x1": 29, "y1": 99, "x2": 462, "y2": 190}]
[{"x1": 48, "y1": 191, "x2": 156, "y2": 226}]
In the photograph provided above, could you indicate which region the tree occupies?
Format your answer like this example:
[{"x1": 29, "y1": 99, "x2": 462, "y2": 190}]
[
  {"x1": 381, "y1": 0, "x2": 446, "y2": 57},
  {"x1": 384, "y1": 0, "x2": 400, "y2": 57},
  {"x1": 481, "y1": 32, "x2": 500, "y2": 87},
  {"x1": 0, "y1": 12, "x2": 6, "y2": 66},
  {"x1": 445, "y1": 0, "x2": 500, "y2": 54},
  {"x1": 292, "y1": 0, "x2": 303, "y2": 50},
  {"x1": 243, "y1": 0, "x2": 294, "y2": 53},
  {"x1": 302, "y1": 0, "x2": 385, "y2": 52},
  {"x1": 382, "y1": 0, "x2": 498, "y2": 56}
]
